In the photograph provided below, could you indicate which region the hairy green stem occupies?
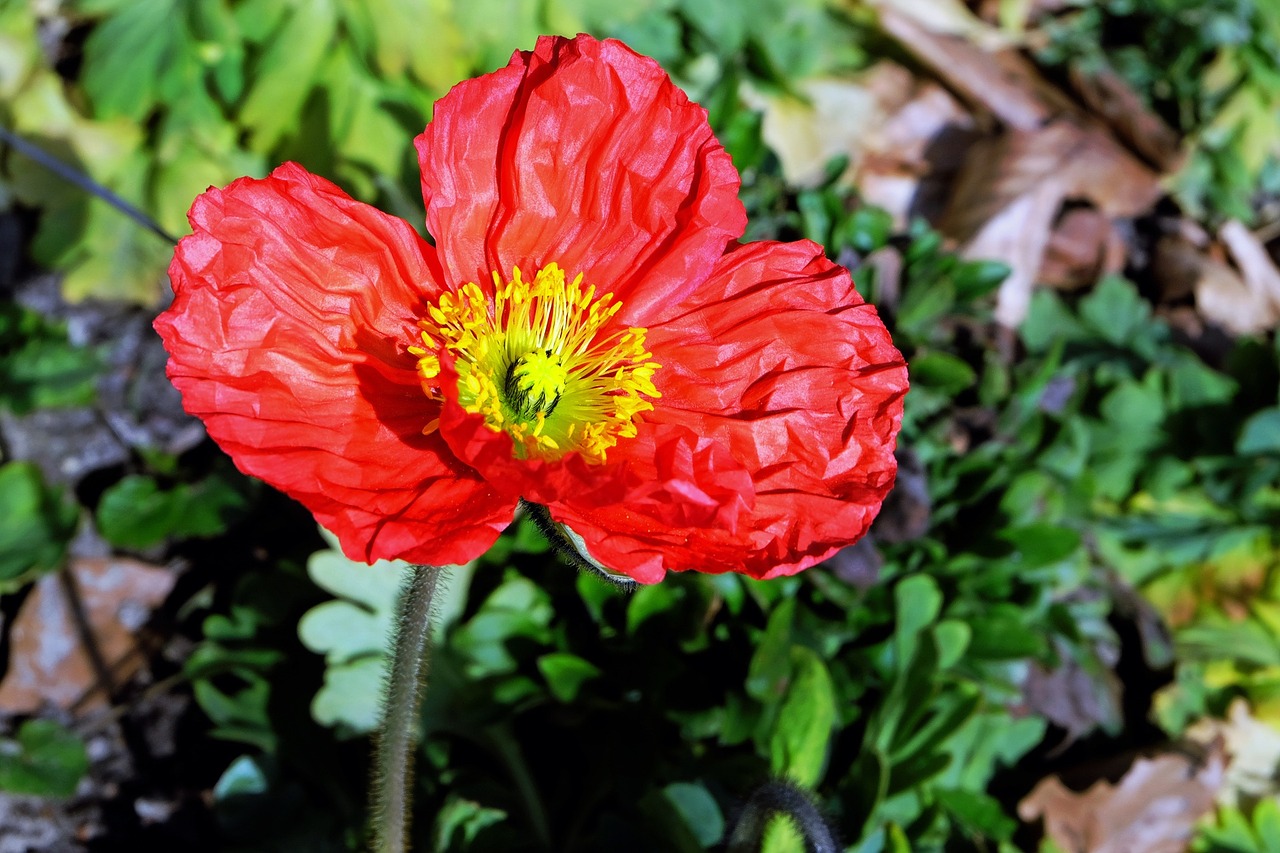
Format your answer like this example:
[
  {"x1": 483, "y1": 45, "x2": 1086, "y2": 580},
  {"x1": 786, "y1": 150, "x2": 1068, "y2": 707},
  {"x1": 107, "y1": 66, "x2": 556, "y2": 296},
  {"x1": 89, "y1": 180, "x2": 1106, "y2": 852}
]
[
  {"x1": 727, "y1": 780, "x2": 839, "y2": 853},
  {"x1": 371, "y1": 563, "x2": 444, "y2": 853}
]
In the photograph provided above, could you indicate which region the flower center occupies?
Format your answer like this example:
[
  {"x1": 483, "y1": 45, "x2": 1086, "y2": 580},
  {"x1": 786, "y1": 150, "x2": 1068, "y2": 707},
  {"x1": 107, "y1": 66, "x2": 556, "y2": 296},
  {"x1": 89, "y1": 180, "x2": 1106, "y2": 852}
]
[{"x1": 409, "y1": 263, "x2": 661, "y2": 464}]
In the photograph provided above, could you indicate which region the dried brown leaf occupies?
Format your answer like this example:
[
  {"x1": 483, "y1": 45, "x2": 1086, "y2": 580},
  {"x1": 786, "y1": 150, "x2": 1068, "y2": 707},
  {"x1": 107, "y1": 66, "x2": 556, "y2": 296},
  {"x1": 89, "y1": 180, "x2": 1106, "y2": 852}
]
[
  {"x1": 1018, "y1": 743, "x2": 1226, "y2": 853},
  {"x1": 944, "y1": 122, "x2": 1159, "y2": 239},
  {"x1": 1154, "y1": 233, "x2": 1280, "y2": 334},
  {"x1": 865, "y1": 0, "x2": 1014, "y2": 50},
  {"x1": 942, "y1": 120, "x2": 1159, "y2": 325},
  {"x1": 0, "y1": 557, "x2": 175, "y2": 714},
  {"x1": 743, "y1": 76, "x2": 887, "y2": 188},
  {"x1": 872, "y1": 6, "x2": 1050, "y2": 130},
  {"x1": 1187, "y1": 698, "x2": 1280, "y2": 809},
  {"x1": 963, "y1": 175, "x2": 1064, "y2": 326},
  {"x1": 1039, "y1": 207, "x2": 1127, "y2": 291},
  {"x1": 1220, "y1": 219, "x2": 1280, "y2": 311},
  {"x1": 1068, "y1": 66, "x2": 1185, "y2": 172},
  {"x1": 860, "y1": 78, "x2": 978, "y2": 224}
]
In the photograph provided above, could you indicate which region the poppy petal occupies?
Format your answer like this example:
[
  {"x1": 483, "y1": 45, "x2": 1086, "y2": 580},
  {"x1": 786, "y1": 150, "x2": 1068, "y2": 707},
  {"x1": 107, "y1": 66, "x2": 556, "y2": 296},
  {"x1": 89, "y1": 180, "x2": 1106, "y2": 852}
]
[
  {"x1": 549, "y1": 240, "x2": 908, "y2": 581},
  {"x1": 415, "y1": 34, "x2": 746, "y2": 324},
  {"x1": 155, "y1": 163, "x2": 515, "y2": 566}
]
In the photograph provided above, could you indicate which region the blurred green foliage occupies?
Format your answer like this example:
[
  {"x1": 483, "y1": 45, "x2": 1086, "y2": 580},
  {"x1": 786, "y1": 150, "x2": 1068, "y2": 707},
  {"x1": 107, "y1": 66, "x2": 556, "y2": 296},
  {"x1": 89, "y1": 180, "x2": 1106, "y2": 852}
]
[
  {"x1": 0, "y1": 460, "x2": 78, "y2": 590},
  {"x1": 0, "y1": 718, "x2": 89, "y2": 797}
]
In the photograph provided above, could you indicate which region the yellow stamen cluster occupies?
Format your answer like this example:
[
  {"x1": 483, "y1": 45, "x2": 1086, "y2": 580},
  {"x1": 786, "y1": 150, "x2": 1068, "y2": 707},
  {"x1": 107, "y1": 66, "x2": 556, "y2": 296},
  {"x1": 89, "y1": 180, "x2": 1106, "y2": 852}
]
[{"x1": 409, "y1": 263, "x2": 661, "y2": 464}]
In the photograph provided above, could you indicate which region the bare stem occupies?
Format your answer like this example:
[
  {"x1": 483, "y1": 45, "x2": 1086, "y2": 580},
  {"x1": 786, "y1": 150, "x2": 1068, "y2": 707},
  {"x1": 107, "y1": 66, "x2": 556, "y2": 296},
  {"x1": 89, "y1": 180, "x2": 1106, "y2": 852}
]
[{"x1": 371, "y1": 563, "x2": 445, "y2": 853}]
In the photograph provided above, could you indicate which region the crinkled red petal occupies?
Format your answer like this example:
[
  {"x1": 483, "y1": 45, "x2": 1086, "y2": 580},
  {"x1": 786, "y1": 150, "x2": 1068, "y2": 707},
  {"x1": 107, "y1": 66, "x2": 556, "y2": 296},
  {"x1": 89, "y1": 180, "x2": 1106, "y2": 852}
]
[
  {"x1": 415, "y1": 33, "x2": 746, "y2": 324},
  {"x1": 155, "y1": 163, "x2": 515, "y2": 566},
  {"x1": 548, "y1": 240, "x2": 908, "y2": 582}
]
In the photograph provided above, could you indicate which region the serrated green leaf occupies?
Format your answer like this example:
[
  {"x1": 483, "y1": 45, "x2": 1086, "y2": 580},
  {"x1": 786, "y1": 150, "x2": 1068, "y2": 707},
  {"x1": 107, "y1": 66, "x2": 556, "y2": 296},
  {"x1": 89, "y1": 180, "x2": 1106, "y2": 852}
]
[
  {"x1": 238, "y1": 0, "x2": 336, "y2": 151},
  {"x1": 81, "y1": 0, "x2": 191, "y2": 121}
]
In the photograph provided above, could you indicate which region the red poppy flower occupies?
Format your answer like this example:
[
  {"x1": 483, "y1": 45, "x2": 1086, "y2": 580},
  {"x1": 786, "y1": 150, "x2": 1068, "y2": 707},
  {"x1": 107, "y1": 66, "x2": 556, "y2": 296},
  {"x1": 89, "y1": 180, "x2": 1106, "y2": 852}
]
[{"x1": 155, "y1": 34, "x2": 907, "y2": 584}]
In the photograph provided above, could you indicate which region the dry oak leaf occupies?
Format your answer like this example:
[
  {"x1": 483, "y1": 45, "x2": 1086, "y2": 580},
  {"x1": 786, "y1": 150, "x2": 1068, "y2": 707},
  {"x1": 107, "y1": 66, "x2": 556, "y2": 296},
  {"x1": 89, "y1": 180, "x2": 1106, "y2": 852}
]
[
  {"x1": 944, "y1": 121, "x2": 1161, "y2": 326},
  {"x1": 0, "y1": 557, "x2": 175, "y2": 714},
  {"x1": 1018, "y1": 743, "x2": 1226, "y2": 853},
  {"x1": 1155, "y1": 233, "x2": 1280, "y2": 335},
  {"x1": 1187, "y1": 698, "x2": 1280, "y2": 810}
]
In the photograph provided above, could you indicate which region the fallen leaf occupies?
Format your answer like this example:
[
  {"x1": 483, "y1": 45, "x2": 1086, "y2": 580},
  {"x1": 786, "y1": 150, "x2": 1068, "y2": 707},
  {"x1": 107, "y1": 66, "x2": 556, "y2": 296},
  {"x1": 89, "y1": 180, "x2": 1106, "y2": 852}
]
[
  {"x1": 872, "y1": 5, "x2": 1051, "y2": 131},
  {"x1": 1039, "y1": 207, "x2": 1128, "y2": 291},
  {"x1": 864, "y1": 0, "x2": 1017, "y2": 56},
  {"x1": 742, "y1": 75, "x2": 887, "y2": 188},
  {"x1": 944, "y1": 121, "x2": 1162, "y2": 326},
  {"x1": 1019, "y1": 637, "x2": 1123, "y2": 746},
  {"x1": 1018, "y1": 742, "x2": 1226, "y2": 853},
  {"x1": 1154, "y1": 235, "x2": 1280, "y2": 335},
  {"x1": 0, "y1": 557, "x2": 175, "y2": 714},
  {"x1": 1219, "y1": 219, "x2": 1280, "y2": 313},
  {"x1": 1187, "y1": 698, "x2": 1280, "y2": 809},
  {"x1": 858, "y1": 75, "x2": 978, "y2": 225},
  {"x1": 962, "y1": 173, "x2": 1064, "y2": 327},
  {"x1": 869, "y1": 449, "x2": 930, "y2": 543},
  {"x1": 744, "y1": 61, "x2": 977, "y2": 225},
  {"x1": 1067, "y1": 65, "x2": 1184, "y2": 172}
]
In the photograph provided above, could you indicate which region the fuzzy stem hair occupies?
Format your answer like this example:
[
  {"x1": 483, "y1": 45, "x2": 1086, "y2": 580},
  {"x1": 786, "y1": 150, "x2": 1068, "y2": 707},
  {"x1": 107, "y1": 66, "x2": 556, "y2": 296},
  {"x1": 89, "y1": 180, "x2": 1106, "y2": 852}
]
[
  {"x1": 370, "y1": 563, "x2": 445, "y2": 853},
  {"x1": 727, "y1": 779, "x2": 841, "y2": 853}
]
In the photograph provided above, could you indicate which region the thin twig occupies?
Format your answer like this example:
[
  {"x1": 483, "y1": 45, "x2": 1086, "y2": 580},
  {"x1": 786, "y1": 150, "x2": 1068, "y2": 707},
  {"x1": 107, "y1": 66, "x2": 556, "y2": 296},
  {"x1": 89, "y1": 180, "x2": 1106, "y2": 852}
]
[
  {"x1": 371, "y1": 563, "x2": 446, "y2": 853},
  {"x1": 0, "y1": 125, "x2": 179, "y2": 245},
  {"x1": 57, "y1": 567, "x2": 118, "y2": 705}
]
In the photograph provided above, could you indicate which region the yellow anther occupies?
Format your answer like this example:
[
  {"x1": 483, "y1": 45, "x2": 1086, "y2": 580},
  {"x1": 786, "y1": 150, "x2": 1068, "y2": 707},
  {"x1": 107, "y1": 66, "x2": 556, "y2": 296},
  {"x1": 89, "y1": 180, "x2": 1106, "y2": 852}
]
[{"x1": 411, "y1": 263, "x2": 660, "y2": 463}]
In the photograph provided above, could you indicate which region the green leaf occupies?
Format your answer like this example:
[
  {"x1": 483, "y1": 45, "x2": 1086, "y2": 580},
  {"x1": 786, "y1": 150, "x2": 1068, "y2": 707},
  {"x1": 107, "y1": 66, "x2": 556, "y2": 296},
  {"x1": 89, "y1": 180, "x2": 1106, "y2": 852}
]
[
  {"x1": 238, "y1": 0, "x2": 336, "y2": 150},
  {"x1": 213, "y1": 754, "x2": 268, "y2": 801},
  {"x1": 910, "y1": 351, "x2": 977, "y2": 395},
  {"x1": 81, "y1": 0, "x2": 193, "y2": 121},
  {"x1": 843, "y1": 206, "x2": 894, "y2": 253},
  {"x1": 1020, "y1": 289, "x2": 1089, "y2": 353},
  {"x1": 935, "y1": 788, "x2": 1016, "y2": 840},
  {"x1": 1238, "y1": 407, "x2": 1280, "y2": 455},
  {"x1": 297, "y1": 528, "x2": 407, "y2": 734},
  {"x1": 536, "y1": 652, "x2": 600, "y2": 703},
  {"x1": 310, "y1": 655, "x2": 386, "y2": 735},
  {"x1": 0, "y1": 720, "x2": 88, "y2": 798},
  {"x1": 897, "y1": 277, "x2": 956, "y2": 341},
  {"x1": 953, "y1": 259, "x2": 1010, "y2": 301},
  {"x1": 998, "y1": 523, "x2": 1081, "y2": 568},
  {"x1": 747, "y1": 598, "x2": 795, "y2": 702},
  {"x1": 769, "y1": 646, "x2": 836, "y2": 787},
  {"x1": 96, "y1": 471, "x2": 249, "y2": 548},
  {"x1": 933, "y1": 620, "x2": 972, "y2": 669},
  {"x1": 340, "y1": 0, "x2": 466, "y2": 90},
  {"x1": 893, "y1": 574, "x2": 942, "y2": 668},
  {"x1": 0, "y1": 306, "x2": 101, "y2": 412},
  {"x1": 627, "y1": 581, "x2": 683, "y2": 634},
  {"x1": 662, "y1": 781, "x2": 724, "y2": 849},
  {"x1": 0, "y1": 461, "x2": 77, "y2": 588},
  {"x1": 433, "y1": 795, "x2": 507, "y2": 851},
  {"x1": 1079, "y1": 276, "x2": 1152, "y2": 347}
]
